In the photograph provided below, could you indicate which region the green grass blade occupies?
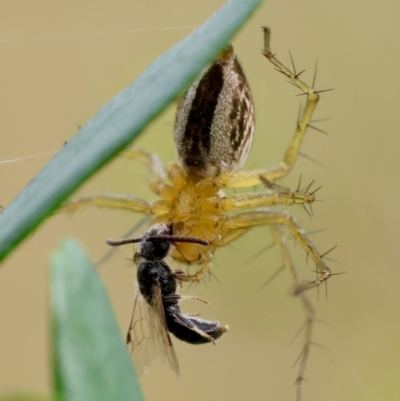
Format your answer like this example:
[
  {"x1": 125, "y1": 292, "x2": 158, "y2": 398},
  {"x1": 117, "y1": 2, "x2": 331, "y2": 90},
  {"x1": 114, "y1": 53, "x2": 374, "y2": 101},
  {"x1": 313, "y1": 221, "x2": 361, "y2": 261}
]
[
  {"x1": 0, "y1": 0, "x2": 264, "y2": 262},
  {"x1": 50, "y1": 239, "x2": 144, "y2": 401}
]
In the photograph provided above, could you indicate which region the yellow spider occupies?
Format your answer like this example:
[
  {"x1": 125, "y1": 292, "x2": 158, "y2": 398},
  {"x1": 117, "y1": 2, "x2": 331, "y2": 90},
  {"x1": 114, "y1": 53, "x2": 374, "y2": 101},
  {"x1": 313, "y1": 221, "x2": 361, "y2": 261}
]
[{"x1": 63, "y1": 27, "x2": 331, "y2": 395}]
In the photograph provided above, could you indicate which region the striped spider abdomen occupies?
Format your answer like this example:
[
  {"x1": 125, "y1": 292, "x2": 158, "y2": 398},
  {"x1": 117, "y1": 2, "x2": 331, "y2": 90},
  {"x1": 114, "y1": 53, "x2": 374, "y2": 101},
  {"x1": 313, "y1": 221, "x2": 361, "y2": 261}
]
[{"x1": 174, "y1": 45, "x2": 255, "y2": 181}]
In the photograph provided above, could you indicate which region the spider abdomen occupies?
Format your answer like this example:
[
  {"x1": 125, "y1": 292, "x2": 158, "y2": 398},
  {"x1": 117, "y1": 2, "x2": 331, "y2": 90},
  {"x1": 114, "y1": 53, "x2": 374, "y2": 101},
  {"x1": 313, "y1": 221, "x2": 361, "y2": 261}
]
[{"x1": 174, "y1": 46, "x2": 255, "y2": 181}]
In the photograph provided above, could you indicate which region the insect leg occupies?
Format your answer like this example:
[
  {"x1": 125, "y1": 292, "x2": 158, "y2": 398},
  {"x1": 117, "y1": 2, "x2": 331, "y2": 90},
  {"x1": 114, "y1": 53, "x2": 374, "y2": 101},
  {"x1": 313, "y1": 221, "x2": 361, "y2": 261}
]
[
  {"x1": 163, "y1": 293, "x2": 210, "y2": 305},
  {"x1": 179, "y1": 295, "x2": 210, "y2": 304}
]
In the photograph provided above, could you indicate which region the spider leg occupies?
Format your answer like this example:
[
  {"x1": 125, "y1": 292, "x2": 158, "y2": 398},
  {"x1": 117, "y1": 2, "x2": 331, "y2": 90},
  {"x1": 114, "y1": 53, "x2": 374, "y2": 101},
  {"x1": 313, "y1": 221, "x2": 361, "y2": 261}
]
[
  {"x1": 177, "y1": 259, "x2": 213, "y2": 283},
  {"x1": 121, "y1": 151, "x2": 187, "y2": 199},
  {"x1": 121, "y1": 149, "x2": 178, "y2": 198},
  {"x1": 178, "y1": 182, "x2": 320, "y2": 283},
  {"x1": 61, "y1": 193, "x2": 155, "y2": 214},
  {"x1": 221, "y1": 183, "x2": 315, "y2": 211},
  {"x1": 165, "y1": 162, "x2": 190, "y2": 191},
  {"x1": 220, "y1": 215, "x2": 319, "y2": 400},
  {"x1": 60, "y1": 149, "x2": 173, "y2": 214},
  {"x1": 220, "y1": 27, "x2": 320, "y2": 189},
  {"x1": 120, "y1": 148, "x2": 165, "y2": 181},
  {"x1": 222, "y1": 210, "x2": 331, "y2": 293},
  {"x1": 270, "y1": 225, "x2": 315, "y2": 401}
]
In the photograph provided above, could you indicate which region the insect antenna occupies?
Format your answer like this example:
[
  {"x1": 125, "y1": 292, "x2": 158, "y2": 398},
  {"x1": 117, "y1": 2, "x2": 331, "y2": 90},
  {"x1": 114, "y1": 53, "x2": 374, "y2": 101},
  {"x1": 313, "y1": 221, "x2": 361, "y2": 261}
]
[
  {"x1": 148, "y1": 235, "x2": 209, "y2": 246},
  {"x1": 106, "y1": 234, "x2": 209, "y2": 247},
  {"x1": 97, "y1": 216, "x2": 151, "y2": 265},
  {"x1": 106, "y1": 237, "x2": 143, "y2": 246}
]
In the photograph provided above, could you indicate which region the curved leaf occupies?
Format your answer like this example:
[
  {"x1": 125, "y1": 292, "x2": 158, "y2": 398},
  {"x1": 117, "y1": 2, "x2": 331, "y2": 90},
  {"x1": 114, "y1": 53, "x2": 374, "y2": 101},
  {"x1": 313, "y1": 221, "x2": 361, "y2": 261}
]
[{"x1": 51, "y1": 239, "x2": 143, "y2": 401}]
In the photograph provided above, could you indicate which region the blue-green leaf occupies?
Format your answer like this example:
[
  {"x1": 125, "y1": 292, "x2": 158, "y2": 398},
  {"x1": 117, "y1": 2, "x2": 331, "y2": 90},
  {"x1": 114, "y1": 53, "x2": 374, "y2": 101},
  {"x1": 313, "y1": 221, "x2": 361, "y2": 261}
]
[{"x1": 51, "y1": 239, "x2": 143, "y2": 401}]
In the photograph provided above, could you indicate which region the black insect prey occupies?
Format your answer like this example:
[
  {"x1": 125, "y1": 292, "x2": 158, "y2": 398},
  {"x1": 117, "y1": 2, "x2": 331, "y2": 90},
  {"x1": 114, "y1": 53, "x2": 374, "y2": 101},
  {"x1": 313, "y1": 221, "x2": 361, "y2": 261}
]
[{"x1": 107, "y1": 223, "x2": 228, "y2": 350}]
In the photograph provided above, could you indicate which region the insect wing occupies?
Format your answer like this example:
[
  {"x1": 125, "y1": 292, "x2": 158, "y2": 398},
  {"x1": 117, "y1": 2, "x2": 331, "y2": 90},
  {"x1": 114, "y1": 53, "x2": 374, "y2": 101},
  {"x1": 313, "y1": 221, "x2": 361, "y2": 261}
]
[
  {"x1": 126, "y1": 285, "x2": 180, "y2": 378},
  {"x1": 125, "y1": 294, "x2": 153, "y2": 376},
  {"x1": 149, "y1": 282, "x2": 180, "y2": 377}
]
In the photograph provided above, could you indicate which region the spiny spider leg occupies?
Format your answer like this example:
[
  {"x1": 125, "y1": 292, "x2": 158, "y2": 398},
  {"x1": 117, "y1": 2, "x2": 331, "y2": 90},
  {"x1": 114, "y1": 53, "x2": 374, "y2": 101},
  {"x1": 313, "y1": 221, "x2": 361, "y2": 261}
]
[
  {"x1": 120, "y1": 149, "x2": 166, "y2": 182},
  {"x1": 61, "y1": 193, "x2": 153, "y2": 214},
  {"x1": 179, "y1": 181, "x2": 323, "y2": 284},
  {"x1": 183, "y1": 179, "x2": 322, "y2": 283},
  {"x1": 270, "y1": 225, "x2": 315, "y2": 401},
  {"x1": 60, "y1": 149, "x2": 169, "y2": 214},
  {"x1": 219, "y1": 210, "x2": 331, "y2": 294},
  {"x1": 185, "y1": 203, "x2": 331, "y2": 290},
  {"x1": 120, "y1": 149, "x2": 175, "y2": 197},
  {"x1": 220, "y1": 184, "x2": 315, "y2": 210},
  {"x1": 220, "y1": 27, "x2": 321, "y2": 189}
]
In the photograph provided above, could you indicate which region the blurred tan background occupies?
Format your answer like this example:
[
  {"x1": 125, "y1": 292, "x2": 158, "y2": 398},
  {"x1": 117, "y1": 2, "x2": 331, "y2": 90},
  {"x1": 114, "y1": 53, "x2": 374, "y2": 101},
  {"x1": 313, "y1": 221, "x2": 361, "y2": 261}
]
[{"x1": 1, "y1": 0, "x2": 400, "y2": 400}]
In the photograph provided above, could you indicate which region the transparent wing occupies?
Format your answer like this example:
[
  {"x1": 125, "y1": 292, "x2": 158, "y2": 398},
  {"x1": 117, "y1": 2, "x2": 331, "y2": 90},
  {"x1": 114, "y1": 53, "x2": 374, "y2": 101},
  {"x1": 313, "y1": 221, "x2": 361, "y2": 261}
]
[{"x1": 126, "y1": 285, "x2": 180, "y2": 378}]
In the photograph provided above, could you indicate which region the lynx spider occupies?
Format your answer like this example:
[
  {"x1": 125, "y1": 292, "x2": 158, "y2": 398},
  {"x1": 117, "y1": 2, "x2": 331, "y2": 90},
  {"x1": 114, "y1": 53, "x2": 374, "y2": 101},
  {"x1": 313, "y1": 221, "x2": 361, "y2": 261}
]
[{"x1": 63, "y1": 27, "x2": 332, "y2": 399}]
